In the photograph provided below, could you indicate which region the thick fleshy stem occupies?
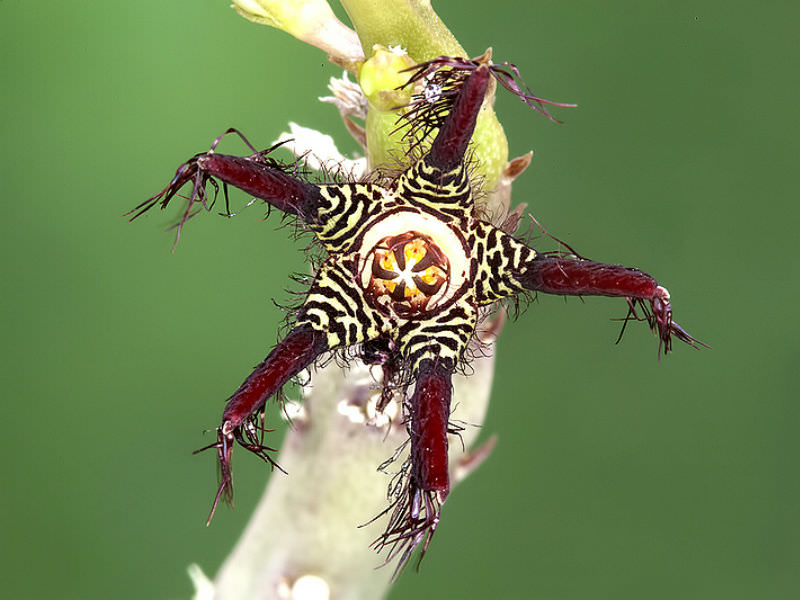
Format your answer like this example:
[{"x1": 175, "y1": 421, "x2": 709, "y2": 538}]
[
  {"x1": 198, "y1": 325, "x2": 328, "y2": 523},
  {"x1": 126, "y1": 129, "x2": 323, "y2": 247},
  {"x1": 425, "y1": 65, "x2": 490, "y2": 172},
  {"x1": 409, "y1": 358, "x2": 453, "y2": 497},
  {"x1": 366, "y1": 357, "x2": 455, "y2": 577},
  {"x1": 183, "y1": 2, "x2": 526, "y2": 597},
  {"x1": 514, "y1": 256, "x2": 708, "y2": 355},
  {"x1": 221, "y1": 326, "x2": 328, "y2": 431},
  {"x1": 516, "y1": 257, "x2": 661, "y2": 299}
]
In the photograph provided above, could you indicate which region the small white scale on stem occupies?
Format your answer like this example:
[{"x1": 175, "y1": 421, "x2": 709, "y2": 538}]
[{"x1": 278, "y1": 573, "x2": 330, "y2": 600}]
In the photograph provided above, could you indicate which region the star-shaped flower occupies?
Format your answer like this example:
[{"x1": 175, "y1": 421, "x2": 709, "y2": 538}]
[{"x1": 130, "y1": 54, "x2": 704, "y2": 570}]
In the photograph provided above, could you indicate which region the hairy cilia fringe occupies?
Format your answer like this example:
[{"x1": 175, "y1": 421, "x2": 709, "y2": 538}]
[{"x1": 129, "y1": 51, "x2": 707, "y2": 574}]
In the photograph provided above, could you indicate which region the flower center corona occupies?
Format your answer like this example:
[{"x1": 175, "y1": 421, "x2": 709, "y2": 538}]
[
  {"x1": 366, "y1": 232, "x2": 449, "y2": 316},
  {"x1": 358, "y1": 210, "x2": 469, "y2": 318}
]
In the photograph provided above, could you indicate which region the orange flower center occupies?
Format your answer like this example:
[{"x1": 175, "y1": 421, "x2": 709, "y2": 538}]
[{"x1": 366, "y1": 231, "x2": 450, "y2": 317}]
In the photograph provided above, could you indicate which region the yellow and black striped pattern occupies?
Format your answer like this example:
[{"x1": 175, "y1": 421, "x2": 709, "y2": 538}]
[
  {"x1": 310, "y1": 183, "x2": 391, "y2": 254},
  {"x1": 296, "y1": 257, "x2": 395, "y2": 351},
  {"x1": 469, "y1": 222, "x2": 538, "y2": 305},
  {"x1": 293, "y1": 154, "x2": 533, "y2": 374},
  {"x1": 395, "y1": 158, "x2": 472, "y2": 221},
  {"x1": 397, "y1": 294, "x2": 478, "y2": 374}
]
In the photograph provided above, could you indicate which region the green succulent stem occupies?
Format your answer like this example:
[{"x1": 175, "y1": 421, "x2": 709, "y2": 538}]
[
  {"x1": 339, "y1": 0, "x2": 465, "y2": 60},
  {"x1": 191, "y1": 2, "x2": 524, "y2": 598}
]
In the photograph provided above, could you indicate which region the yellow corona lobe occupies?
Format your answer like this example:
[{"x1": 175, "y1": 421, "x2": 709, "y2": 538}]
[
  {"x1": 357, "y1": 210, "x2": 470, "y2": 310},
  {"x1": 364, "y1": 230, "x2": 452, "y2": 317}
]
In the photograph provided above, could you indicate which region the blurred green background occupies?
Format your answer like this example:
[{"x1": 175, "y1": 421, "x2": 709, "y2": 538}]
[{"x1": 2, "y1": 1, "x2": 797, "y2": 598}]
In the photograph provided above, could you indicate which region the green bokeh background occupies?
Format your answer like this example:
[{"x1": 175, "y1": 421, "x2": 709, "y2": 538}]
[{"x1": 2, "y1": 1, "x2": 797, "y2": 598}]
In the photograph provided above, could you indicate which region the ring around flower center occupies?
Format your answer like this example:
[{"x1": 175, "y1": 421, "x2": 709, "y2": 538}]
[{"x1": 358, "y1": 210, "x2": 469, "y2": 318}]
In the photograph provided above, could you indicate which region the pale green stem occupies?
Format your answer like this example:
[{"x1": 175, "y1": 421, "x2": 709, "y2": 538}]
[
  {"x1": 198, "y1": 337, "x2": 496, "y2": 599},
  {"x1": 339, "y1": 0, "x2": 465, "y2": 60},
  {"x1": 188, "y1": 1, "x2": 528, "y2": 597}
]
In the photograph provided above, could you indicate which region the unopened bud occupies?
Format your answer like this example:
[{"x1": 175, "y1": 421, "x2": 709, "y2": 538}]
[{"x1": 358, "y1": 45, "x2": 415, "y2": 110}]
